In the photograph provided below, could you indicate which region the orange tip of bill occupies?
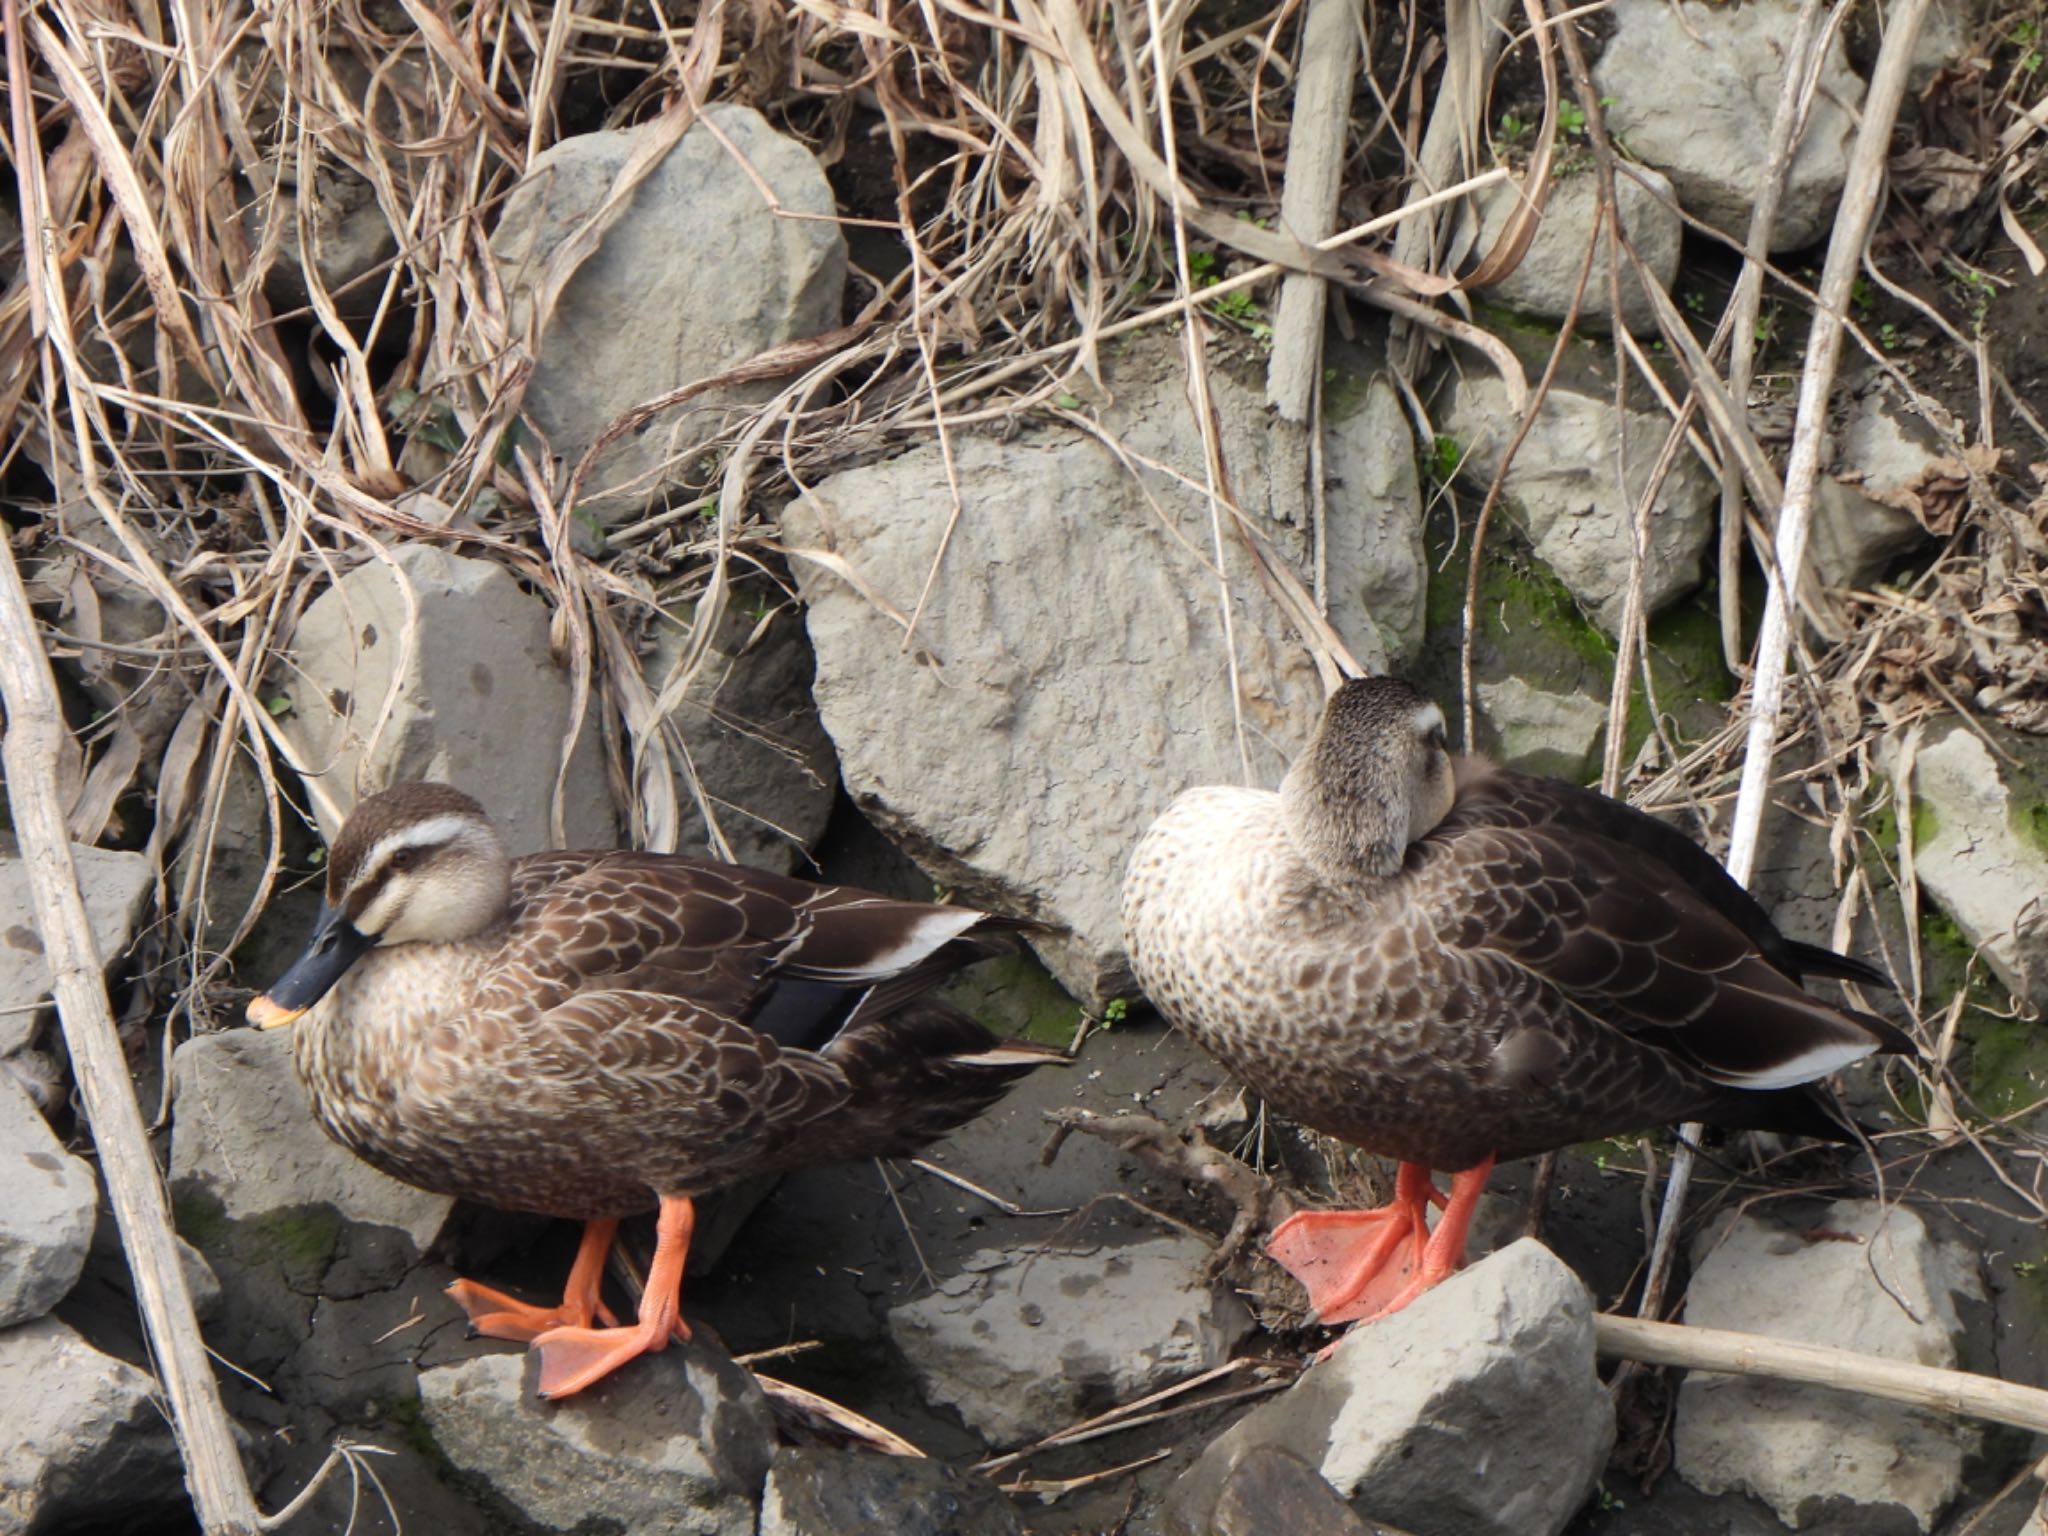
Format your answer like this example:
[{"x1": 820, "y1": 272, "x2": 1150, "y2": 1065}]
[{"x1": 246, "y1": 994, "x2": 306, "y2": 1030}]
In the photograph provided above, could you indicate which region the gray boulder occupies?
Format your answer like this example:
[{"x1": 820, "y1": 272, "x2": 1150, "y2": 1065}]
[
  {"x1": 1891, "y1": 720, "x2": 2048, "y2": 1008},
  {"x1": 0, "y1": 1315, "x2": 185, "y2": 1535},
  {"x1": 1169, "y1": 1239, "x2": 1613, "y2": 1536},
  {"x1": 785, "y1": 342, "x2": 1395, "y2": 1003},
  {"x1": 0, "y1": 1074, "x2": 95, "y2": 1326},
  {"x1": 1475, "y1": 674, "x2": 1609, "y2": 780},
  {"x1": 1441, "y1": 372, "x2": 1715, "y2": 634},
  {"x1": 1471, "y1": 164, "x2": 1683, "y2": 336},
  {"x1": 418, "y1": 1344, "x2": 774, "y2": 1536},
  {"x1": 493, "y1": 103, "x2": 845, "y2": 516},
  {"x1": 1596, "y1": 0, "x2": 1865, "y2": 251},
  {"x1": 889, "y1": 1232, "x2": 1255, "y2": 1449},
  {"x1": 642, "y1": 599, "x2": 837, "y2": 873},
  {"x1": 1322, "y1": 366, "x2": 1428, "y2": 661},
  {"x1": 1675, "y1": 1199, "x2": 1985, "y2": 1532},
  {"x1": 0, "y1": 837, "x2": 150, "y2": 1056},
  {"x1": 276, "y1": 540, "x2": 616, "y2": 854},
  {"x1": 759, "y1": 1447, "x2": 1024, "y2": 1536},
  {"x1": 1812, "y1": 373, "x2": 1944, "y2": 591}
]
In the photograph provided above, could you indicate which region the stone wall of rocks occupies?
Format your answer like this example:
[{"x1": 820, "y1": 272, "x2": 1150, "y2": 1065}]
[{"x1": 8, "y1": 4, "x2": 2043, "y2": 1532}]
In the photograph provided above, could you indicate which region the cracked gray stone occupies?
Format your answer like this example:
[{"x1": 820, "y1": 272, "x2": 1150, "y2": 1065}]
[
  {"x1": 1675, "y1": 1199, "x2": 1984, "y2": 1533},
  {"x1": 0, "y1": 1072, "x2": 95, "y2": 1326},
  {"x1": 1169, "y1": 1240, "x2": 1614, "y2": 1536},
  {"x1": 890, "y1": 1232, "x2": 1254, "y2": 1449},
  {"x1": 418, "y1": 1344, "x2": 774, "y2": 1535}
]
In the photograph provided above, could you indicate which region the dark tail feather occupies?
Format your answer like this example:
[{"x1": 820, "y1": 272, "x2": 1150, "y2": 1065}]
[
  {"x1": 808, "y1": 1002, "x2": 1064, "y2": 1163},
  {"x1": 1782, "y1": 940, "x2": 1896, "y2": 993},
  {"x1": 1709, "y1": 1081, "x2": 1866, "y2": 1144},
  {"x1": 1840, "y1": 1003, "x2": 1920, "y2": 1058}
]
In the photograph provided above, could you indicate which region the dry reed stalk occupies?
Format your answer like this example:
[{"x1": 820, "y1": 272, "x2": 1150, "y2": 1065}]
[{"x1": 1637, "y1": 0, "x2": 1937, "y2": 1329}]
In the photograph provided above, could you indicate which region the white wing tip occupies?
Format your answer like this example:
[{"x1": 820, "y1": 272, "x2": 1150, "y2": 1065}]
[{"x1": 1716, "y1": 1038, "x2": 1879, "y2": 1092}]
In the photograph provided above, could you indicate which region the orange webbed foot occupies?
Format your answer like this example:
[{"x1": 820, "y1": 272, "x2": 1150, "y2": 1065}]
[
  {"x1": 446, "y1": 1217, "x2": 621, "y2": 1343},
  {"x1": 528, "y1": 1195, "x2": 697, "y2": 1399},
  {"x1": 446, "y1": 1277, "x2": 621, "y2": 1343},
  {"x1": 531, "y1": 1311, "x2": 694, "y2": 1398},
  {"x1": 1267, "y1": 1158, "x2": 1498, "y2": 1336}
]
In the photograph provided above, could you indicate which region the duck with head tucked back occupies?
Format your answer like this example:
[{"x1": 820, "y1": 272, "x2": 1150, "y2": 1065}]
[
  {"x1": 247, "y1": 782, "x2": 1061, "y2": 1397},
  {"x1": 1121, "y1": 677, "x2": 1913, "y2": 1331}
]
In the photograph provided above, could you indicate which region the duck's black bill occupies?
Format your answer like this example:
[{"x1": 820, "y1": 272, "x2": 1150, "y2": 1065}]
[{"x1": 246, "y1": 902, "x2": 375, "y2": 1029}]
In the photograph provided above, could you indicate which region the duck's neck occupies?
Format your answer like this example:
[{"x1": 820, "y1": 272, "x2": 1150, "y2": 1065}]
[{"x1": 1278, "y1": 760, "x2": 1410, "y2": 887}]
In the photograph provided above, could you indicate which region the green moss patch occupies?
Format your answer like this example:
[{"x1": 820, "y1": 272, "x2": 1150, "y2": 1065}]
[
  {"x1": 940, "y1": 948, "x2": 1083, "y2": 1047},
  {"x1": 1416, "y1": 512, "x2": 1734, "y2": 778},
  {"x1": 1916, "y1": 907, "x2": 2044, "y2": 1117}
]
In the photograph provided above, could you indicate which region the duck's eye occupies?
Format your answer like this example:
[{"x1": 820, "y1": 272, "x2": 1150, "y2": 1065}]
[
  {"x1": 1427, "y1": 724, "x2": 1448, "y2": 752},
  {"x1": 387, "y1": 846, "x2": 424, "y2": 875}
]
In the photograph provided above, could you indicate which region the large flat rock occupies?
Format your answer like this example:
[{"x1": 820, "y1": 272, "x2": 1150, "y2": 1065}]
[{"x1": 783, "y1": 343, "x2": 1396, "y2": 1004}]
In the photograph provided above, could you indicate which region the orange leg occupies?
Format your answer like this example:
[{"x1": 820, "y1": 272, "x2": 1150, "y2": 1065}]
[
  {"x1": 447, "y1": 1219, "x2": 621, "y2": 1342},
  {"x1": 530, "y1": 1195, "x2": 696, "y2": 1398},
  {"x1": 1266, "y1": 1156, "x2": 1496, "y2": 1328}
]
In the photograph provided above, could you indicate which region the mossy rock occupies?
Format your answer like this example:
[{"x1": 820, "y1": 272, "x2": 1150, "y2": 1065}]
[{"x1": 1413, "y1": 505, "x2": 1732, "y2": 779}]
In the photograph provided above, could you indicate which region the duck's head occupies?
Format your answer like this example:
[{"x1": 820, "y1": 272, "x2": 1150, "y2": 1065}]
[
  {"x1": 246, "y1": 782, "x2": 512, "y2": 1029},
  {"x1": 1280, "y1": 677, "x2": 1456, "y2": 882}
]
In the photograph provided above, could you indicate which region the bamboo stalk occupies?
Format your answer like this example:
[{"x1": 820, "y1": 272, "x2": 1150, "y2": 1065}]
[
  {"x1": 1596, "y1": 1315, "x2": 2048, "y2": 1437},
  {"x1": 0, "y1": 538, "x2": 261, "y2": 1532},
  {"x1": 1265, "y1": 0, "x2": 1364, "y2": 423},
  {"x1": 1638, "y1": 0, "x2": 1933, "y2": 1328}
]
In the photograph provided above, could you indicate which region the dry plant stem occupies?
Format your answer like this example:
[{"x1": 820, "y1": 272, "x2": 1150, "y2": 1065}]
[
  {"x1": 1038, "y1": 1107, "x2": 1294, "y2": 1270},
  {"x1": 0, "y1": 543, "x2": 260, "y2": 1532},
  {"x1": 1388, "y1": 0, "x2": 1519, "y2": 368},
  {"x1": 1716, "y1": 0, "x2": 1832, "y2": 670},
  {"x1": 1637, "y1": 0, "x2": 1933, "y2": 1329},
  {"x1": 1596, "y1": 1315, "x2": 2048, "y2": 1436},
  {"x1": 1264, "y1": 0, "x2": 1363, "y2": 422}
]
